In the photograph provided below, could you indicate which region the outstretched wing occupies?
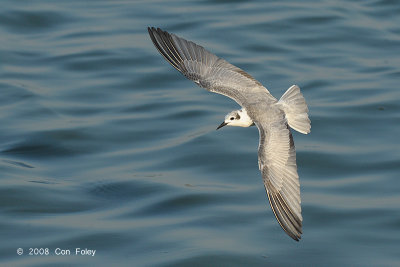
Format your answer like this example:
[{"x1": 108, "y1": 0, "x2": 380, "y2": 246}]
[
  {"x1": 148, "y1": 27, "x2": 275, "y2": 106},
  {"x1": 257, "y1": 113, "x2": 303, "y2": 241}
]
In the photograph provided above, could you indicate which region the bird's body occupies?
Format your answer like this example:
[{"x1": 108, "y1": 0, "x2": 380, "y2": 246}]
[{"x1": 148, "y1": 27, "x2": 310, "y2": 241}]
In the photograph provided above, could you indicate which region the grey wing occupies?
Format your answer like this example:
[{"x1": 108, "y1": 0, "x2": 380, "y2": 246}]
[
  {"x1": 257, "y1": 114, "x2": 303, "y2": 241},
  {"x1": 148, "y1": 27, "x2": 274, "y2": 106}
]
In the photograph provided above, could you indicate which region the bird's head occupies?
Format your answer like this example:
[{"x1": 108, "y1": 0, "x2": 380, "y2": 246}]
[{"x1": 216, "y1": 109, "x2": 254, "y2": 130}]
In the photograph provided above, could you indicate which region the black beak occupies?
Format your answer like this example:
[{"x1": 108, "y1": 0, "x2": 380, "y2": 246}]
[{"x1": 216, "y1": 121, "x2": 228, "y2": 130}]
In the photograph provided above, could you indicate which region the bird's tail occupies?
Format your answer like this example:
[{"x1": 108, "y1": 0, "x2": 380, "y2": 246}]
[{"x1": 278, "y1": 85, "x2": 311, "y2": 134}]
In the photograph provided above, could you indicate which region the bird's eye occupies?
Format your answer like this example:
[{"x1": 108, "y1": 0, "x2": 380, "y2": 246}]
[{"x1": 230, "y1": 117, "x2": 234, "y2": 120}]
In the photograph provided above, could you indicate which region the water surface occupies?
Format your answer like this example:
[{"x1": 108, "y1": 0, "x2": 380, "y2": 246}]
[{"x1": 1, "y1": 0, "x2": 400, "y2": 266}]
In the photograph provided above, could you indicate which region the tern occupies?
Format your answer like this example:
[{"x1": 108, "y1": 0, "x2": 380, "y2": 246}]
[{"x1": 148, "y1": 27, "x2": 311, "y2": 241}]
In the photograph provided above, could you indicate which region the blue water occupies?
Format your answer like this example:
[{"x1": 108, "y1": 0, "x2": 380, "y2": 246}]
[{"x1": 1, "y1": 0, "x2": 400, "y2": 266}]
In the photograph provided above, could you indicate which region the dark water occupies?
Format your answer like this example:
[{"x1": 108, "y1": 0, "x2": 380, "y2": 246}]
[{"x1": 1, "y1": 0, "x2": 400, "y2": 266}]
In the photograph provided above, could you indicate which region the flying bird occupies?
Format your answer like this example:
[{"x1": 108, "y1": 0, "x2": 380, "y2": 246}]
[{"x1": 148, "y1": 27, "x2": 310, "y2": 241}]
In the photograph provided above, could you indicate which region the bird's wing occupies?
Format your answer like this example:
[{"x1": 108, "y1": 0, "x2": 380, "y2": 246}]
[
  {"x1": 148, "y1": 27, "x2": 275, "y2": 106},
  {"x1": 256, "y1": 112, "x2": 303, "y2": 241}
]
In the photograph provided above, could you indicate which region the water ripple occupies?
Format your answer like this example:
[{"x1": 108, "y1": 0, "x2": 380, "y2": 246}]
[{"x1": 1, "y1": 0, "x2": 400, "y2": 266}]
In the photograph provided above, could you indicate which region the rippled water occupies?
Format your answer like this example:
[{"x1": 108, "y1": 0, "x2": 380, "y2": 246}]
[{"x1": 1, "y1": 0, "x2": 400, "y2": 266}]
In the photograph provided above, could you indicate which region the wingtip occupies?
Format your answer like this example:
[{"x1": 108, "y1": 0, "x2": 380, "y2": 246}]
[
  {"x1": 147, "y1": 26, "x2": 161, "y2": 34},
  {"x1": 265, "y1": 181, "x2": 303, "y2": 242},
  {"x1": 289, "y1": 231, "x2": 302, "y2": 242},
  {"x1": 287, "y1": 228, "x2": 302, "y2": 241},
  {"x1": 148, "y1": 27, "x2": 165, "y2": 33}
]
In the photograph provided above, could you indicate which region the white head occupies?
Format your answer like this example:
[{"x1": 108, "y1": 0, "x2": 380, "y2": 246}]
[{"x1": 216, "y1": 109, "x2": 254, "y2": 130}]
